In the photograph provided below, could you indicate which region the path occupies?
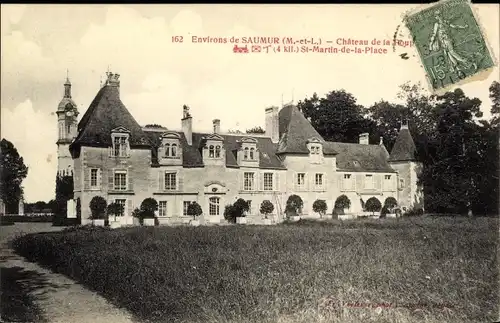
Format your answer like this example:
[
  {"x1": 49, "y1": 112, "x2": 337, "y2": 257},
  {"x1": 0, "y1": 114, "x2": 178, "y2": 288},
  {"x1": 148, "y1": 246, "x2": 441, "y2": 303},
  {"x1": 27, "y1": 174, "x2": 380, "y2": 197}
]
[{"x1": 1, "y1": 223, "x2": 137, "y2": 323}]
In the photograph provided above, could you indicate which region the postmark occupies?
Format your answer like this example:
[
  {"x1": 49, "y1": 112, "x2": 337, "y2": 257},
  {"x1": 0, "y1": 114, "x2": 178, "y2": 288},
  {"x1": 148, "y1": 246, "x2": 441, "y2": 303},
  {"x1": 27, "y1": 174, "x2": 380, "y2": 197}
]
[{"x1": 404, "y1": 0, "x2": 496, "y2": 93}]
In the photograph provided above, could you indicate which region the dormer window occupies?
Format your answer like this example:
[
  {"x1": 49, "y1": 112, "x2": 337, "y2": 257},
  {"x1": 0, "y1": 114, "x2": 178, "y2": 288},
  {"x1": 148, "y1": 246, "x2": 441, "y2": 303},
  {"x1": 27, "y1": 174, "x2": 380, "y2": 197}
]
[
  {"x1": 307, "y1": 137, "x2": 323, "y2": 164},
  {"x1": 202, "y1": 134, "x2": 224, "y2": 162},
  {"x1": 159, "y1": 132, "x2": 181, "y2": 161},
  {"x1": 239, "y1": 137, "x2": 259, "y2": 164},
  {"x1": 110, "y1": 127, "x2": 131, "y2": 158}
]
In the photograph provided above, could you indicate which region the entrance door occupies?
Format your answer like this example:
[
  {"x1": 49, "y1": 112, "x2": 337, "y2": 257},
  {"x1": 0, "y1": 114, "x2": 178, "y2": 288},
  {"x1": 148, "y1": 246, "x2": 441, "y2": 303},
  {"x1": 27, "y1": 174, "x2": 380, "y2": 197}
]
[{"x1": 208, "y1": 196, "x2": 221, "y2": 216}]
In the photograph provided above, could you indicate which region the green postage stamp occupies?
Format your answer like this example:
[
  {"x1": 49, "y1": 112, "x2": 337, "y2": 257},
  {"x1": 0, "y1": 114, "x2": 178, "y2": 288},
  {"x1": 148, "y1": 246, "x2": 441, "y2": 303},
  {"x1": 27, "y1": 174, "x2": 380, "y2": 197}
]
[{"x1": 404, "y1": 0, "x2": 496, "y2": 92}]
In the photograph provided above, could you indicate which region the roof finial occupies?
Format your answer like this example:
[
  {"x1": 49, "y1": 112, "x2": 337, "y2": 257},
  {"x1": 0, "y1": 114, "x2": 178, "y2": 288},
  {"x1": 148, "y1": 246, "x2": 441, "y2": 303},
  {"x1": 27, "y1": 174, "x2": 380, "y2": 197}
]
[{"x1": 66, "y1": 69, "x2": 69, "y2": 81}]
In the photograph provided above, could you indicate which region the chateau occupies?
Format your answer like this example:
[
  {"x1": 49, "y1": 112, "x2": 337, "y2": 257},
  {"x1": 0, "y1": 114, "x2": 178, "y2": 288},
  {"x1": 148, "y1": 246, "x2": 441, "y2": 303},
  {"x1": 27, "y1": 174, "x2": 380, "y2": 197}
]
[{"x1": 57, "y1": 72, "x2": 423, "y2": 223}]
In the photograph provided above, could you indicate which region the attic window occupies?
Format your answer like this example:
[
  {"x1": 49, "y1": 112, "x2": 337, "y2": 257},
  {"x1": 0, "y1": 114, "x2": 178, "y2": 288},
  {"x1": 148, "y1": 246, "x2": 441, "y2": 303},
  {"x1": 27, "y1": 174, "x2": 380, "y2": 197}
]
[
  {"x1": 164, "y1": 143, "x2": 178, "y2": 157},
  {"x1": 112, "y1": 135, "x2": 129, "y2": 157},
  {"x1": 209, "y1": 145, "x2": 222, "y2": 159},
  {"x1": 243, "y1": 147, "x2": 257, "y2": 160},
  {"x1": 353, "y1": 161, "x2": 360, "y2": 167}
]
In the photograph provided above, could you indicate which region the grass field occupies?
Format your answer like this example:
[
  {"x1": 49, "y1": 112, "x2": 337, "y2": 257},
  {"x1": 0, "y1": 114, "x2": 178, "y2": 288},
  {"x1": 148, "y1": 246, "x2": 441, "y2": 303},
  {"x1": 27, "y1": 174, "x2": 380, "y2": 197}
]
[{"x1": 11, "y1": 216, "x2": 499, "y2": 323}]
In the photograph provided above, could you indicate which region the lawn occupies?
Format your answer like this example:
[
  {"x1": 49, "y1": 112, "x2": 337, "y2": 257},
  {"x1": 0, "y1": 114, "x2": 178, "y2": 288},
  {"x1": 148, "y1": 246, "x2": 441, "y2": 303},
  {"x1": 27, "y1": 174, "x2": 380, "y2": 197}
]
[{"x1": 11, "y1": 216, "x2": 499, "y2": 323}]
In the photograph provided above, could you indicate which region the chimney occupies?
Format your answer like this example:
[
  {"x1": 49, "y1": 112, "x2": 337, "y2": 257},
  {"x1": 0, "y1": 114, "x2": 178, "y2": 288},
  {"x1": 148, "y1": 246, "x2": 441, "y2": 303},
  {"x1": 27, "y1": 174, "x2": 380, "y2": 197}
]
[
  {"x1": 106, "y1": 72, "x2": 120, "y2": 95},
  {"x1": 181, "y1": 105, "x2": 193, "y2": 145},
  {"x1": 359, "y1": 133, "x2": 369, "y2": 145},
  {"x1": 213, "y1": 119, "x2": 220, "y2": 134},
  {"x1": 265, "y1": 106, "x2": 279, "y2": 143}
]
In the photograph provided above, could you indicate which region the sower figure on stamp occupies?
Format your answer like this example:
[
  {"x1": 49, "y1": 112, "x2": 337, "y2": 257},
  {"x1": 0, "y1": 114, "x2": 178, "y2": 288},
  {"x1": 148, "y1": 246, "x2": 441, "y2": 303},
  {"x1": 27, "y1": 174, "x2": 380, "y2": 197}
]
[{"x1": 429, "y1": 10, "x2": 477, "y2": 73}]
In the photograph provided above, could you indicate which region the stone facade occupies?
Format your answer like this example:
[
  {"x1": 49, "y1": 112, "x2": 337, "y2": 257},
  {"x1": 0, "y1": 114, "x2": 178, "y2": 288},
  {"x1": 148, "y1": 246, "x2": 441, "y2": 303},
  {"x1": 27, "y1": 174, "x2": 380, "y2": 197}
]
[{"x1": 61, "y1": 73, "x2": 423, "y2": 223}]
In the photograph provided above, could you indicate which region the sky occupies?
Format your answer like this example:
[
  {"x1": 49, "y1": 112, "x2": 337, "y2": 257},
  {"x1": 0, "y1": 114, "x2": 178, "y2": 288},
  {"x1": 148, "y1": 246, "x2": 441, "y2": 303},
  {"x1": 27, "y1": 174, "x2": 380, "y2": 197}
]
[{"x1": 1, "y1": 4, "x2": 499, "y2": 203}]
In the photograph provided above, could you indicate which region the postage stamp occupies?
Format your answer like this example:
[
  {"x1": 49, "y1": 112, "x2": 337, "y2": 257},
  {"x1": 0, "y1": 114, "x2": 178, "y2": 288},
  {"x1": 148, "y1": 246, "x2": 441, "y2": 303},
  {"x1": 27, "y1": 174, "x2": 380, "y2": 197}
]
[{"x1": 404, "y1": 0, "x2": 496, "y2": 93}]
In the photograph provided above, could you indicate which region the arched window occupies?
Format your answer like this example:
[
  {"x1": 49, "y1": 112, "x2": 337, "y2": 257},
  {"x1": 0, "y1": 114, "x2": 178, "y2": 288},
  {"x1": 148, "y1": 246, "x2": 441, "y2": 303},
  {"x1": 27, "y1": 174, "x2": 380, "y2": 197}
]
[
  {"x1": 209, "y1": 197, "x2": 220, "y2": 215},
  {"x1": 209, "y1": 145, "x2": 215, "y2": 158},
  {"x1": 250, "y1": 148, "x2": 255, "y2": 160},
  {"x1": 244, "y1": 147, "x2": 249, "y2": 160},
  {"x1": 66, "y1": 124, "x2": 71, "y2": 136},
  {"x1": 165, "y1": 143, "x2": 170, "y2": 157},
  {"x1": 171, "y1": 143, "x2": 177, "y2": 157},
  {"x1": 215, "y1": 145, "x2": 221, "y2": 158}
]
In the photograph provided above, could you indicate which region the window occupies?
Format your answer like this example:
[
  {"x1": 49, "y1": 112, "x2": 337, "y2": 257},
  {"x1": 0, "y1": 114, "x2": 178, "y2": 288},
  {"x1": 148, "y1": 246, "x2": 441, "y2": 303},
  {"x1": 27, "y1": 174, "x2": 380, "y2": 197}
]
[
  {"x1": 297, "y1": 173, "x2": 306, "y2": 188},
  {"x1": 264, "y1": 173, "x2": 274, "y2": 191},
  {"x1": 158, "y1": 201, "x2": 168, "y2": 217},
  {"x1": 183, "y1": 201, "x2": 192, "y2": 216},
  {"x1": 209, "y1": 197, "x2": 220, "y2": 216},
  {"x1": 246, "y1": 200, "x2": 252, "y2": 214},
  {"x1": 165, "y1": 143, "x2": 170, "y2": 157},
  {"x1": 90, "y1": 168, "x2": 98, "y2": 188},
  {"x1": 113, "y1": 135, "x2": 128, "y2": 157},
  {"x1": 209, "y1": 145, "x2": 215, "y2": 158},
  {"x1": 399, "y1": 179, "x2": 405, "y2": 189},
  {"x1": 244, "y1": 172, "x2": 255, "y2": 191},
  {"x1": 171, "y1": 144, "x2": 177, "y2": 157},
  {"x1": 115, "y1": 199, "x2": 126, "y2": 216},
  {"x1": 66, "y1": 124, "x2": 71, "y2": 135},
  {"x1": 215, "y1": 145, "x2": 221, "y2": 158},
  {"x1": 365, "y1": 174, "x2": 374, "y2": 189},
  {"x1": 315, "y1": 173, "x2": 324, "y2": 189},
  {"x1": 165, "y1": 172, "x2": 177, "y2": 190},
  {"x1": 114, "y1": 171, "x2": 127, "y2": 191},
  {"x1": 250, "y1": 148, "x2": 255, "y2": 160},
  {"x1": 342, "y1": 174, "x2": 354, "y2": 190},
  {"x1": 244, "y1": 147, "x2": 249, "y2": 160}
]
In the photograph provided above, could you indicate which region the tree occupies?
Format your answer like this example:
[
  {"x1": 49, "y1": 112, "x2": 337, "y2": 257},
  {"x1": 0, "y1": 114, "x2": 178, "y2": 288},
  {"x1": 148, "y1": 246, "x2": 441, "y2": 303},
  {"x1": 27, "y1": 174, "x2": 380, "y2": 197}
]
[
  {"x1": 54, "y1": 174, "x2": 74, "y2": 224},
  {"x1": 224, "y1": 205, "x2": 237, "y2": 223},
  {"x1": 187, "y1": 201, "x2": 203, "y2": 220},
  {"x1": 233, "y1": 198, "x2": 250, "y2": 217},
  {"x1": 260, "y1": 200, "x2": 274, "y2": 219},
  {"x1": 334, "y1": 195, "x2": 351, "y2": 212},
  {"x1": 489, "y1": 81, "x2": 500, "y2": 126},
  {"x1": 312, "y1": 199, "x2": 327, "y2": 218},
  {"x1": 0, "y1": 139, "x2": 28, "y2": 212},
  {"x1": 246, "y1": 126, "x2": 265, "y2": 134},
  {"x1": 285, "y1": 194, "x2": 303, "y2": 217},
  {"x1": 297, "y1": 90, "x2": 376, "y2": 143},
  {"x1": 107, "y1": 202, "x2": 124, "y2": 222},
  {"x1": 144, "y1": 124, "x2": 166, "y2": 129},
  {"x1": 383, "y1": 197, "x2": 398, "y2": 210},
  {"x1": 366, "y1": 100, "x2": 408, "y2": 151},
  {"x1": 89, "y1": 196, "x2": 107, "y2": 220},
  {"x1": 140, "y1": 198, "x2": 158, "y2": 218},
  {"x1": 365, "y1": 197, "x2": 382, "y2": 215}
]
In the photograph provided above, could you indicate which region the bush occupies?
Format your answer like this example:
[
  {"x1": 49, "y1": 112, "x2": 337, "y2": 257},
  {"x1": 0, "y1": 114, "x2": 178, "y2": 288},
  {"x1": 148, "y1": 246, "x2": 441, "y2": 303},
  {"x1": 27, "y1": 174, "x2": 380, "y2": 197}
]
[
  {"x1": 224, "y1": 205, "x2": 237, "y2": 223},
  {"x1": 224, "y1": 199, "x2": 249, "y2": 223},
  {"x1": 384, "y1": 197, "x2": 398, "y2": 210},
  {"x1": 334, "y1": 195, "x2": 351, "y2": 210},
  {"x1": 187, "y1": 201, "x2": 202, "y2": 220},
  {"x1": 285, "y1": 194, "x2": 303, "y2": 217},
  {"x1": 312, "y1": 199, "x2": 327, "y2": 218},
  {"x1": 380, "y1": 206, "x2": 389, "y2": 218},
  {"x1": 260, "y1": 200, "x2": 274, "y2": 219},
  {"x1": 140, "y1": 198, "x2": 158, "y2": 219},
  {"x1": 89, "y1": 196, "x2": 107, "y2": 220},
  {"x1": 107, "y1": 202, "x2": 124, "y2": 222},
  {"x1": 365, "y1": 197, "x2": 382, "y2": 215},
  {"x1": 404, "y1": 207, "x2": 424, "y2": 217}
]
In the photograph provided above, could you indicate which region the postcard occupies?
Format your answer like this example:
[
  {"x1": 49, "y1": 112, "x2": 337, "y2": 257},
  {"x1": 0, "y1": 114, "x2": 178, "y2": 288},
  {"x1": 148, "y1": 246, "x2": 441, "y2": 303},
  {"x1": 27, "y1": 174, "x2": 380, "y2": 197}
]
[{"x1": 1, "y1": 4, "x2": 499, "y2": 323}]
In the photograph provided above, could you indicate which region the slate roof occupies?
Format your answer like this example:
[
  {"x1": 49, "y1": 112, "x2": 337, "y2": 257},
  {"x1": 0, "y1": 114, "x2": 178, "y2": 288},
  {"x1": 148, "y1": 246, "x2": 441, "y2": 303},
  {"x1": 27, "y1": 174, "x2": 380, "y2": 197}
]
[
  {"x1": 389, "y1": 127, "x2": 417, "y2": 162},
  {"x1": 143, "y1": 130, "x2": 286, "y2": 169},
  {"x1": 70, "y1": 84, "x2": 151, "y2": 155},
  {"x1": 324, "y1": 142, "x2": 396, "y2": 173},
  {"x1": 277, "y1": 105, "x2": 337, "y2": 155}
]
